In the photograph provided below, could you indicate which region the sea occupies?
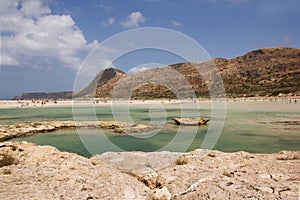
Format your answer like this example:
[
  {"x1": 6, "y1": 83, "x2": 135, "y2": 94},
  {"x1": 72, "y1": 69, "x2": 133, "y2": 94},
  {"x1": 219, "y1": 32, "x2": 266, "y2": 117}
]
[{"x1": 1, "y1": 100, "x2": 299, "y2": 157}]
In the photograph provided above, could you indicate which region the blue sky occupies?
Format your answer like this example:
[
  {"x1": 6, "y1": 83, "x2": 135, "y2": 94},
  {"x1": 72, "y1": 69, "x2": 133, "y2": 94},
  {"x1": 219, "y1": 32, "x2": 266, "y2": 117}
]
[{"x1": 0, "y1": 0, "x2": 300, "y2": 99}]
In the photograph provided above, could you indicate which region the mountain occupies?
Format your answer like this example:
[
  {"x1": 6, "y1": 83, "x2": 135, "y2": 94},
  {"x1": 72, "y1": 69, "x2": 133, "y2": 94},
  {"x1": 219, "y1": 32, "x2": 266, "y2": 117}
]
[
  {"x1": 73, "y1": 68, "x2": 127, "y2": 98},
  {"x1": 13, "y1": 47, "x2": 300, "y2": 100},
  {"x1": 77, "y1": 47, "x2": 300, "y2": 99},
  {"x1": 13, "y1": 91, "x2": 73, "y2": 100},
  {"x1": 216, "y1": 47, "x2": 300, "y2": 97}
]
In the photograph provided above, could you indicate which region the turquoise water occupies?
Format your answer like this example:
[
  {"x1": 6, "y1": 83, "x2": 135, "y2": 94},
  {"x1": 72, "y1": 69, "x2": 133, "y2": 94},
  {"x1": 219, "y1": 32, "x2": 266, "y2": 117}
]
[{"x1": 1, "y1": 102, "x2": 300, "y2": 157}]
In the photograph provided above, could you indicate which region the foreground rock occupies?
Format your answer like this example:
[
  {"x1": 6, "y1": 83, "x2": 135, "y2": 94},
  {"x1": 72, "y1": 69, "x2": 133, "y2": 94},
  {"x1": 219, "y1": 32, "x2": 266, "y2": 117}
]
[
  {"x1": 93, "y1": 150, "x2": 300, "y2": 200},
  {"x1": 0, "y1": 121, "x2": 161, "y2": 142},
  {"x1": 0, "y1": 141, "x2": 152, "y2": 199},
  {"x1": 0, "y1": 141, "x2": 299, "y2": 200}
]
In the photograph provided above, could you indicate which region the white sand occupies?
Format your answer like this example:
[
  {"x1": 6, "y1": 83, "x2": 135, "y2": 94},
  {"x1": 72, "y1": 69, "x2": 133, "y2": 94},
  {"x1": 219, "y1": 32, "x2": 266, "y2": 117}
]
[{"x1": 0, "y1": 97, "x2": 299, "y2": 113}]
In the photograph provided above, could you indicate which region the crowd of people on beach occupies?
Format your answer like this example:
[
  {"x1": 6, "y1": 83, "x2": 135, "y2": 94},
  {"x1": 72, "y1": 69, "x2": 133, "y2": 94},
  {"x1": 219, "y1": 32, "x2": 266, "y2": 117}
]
[
  {"x1": 12, "y1": 96, "x2": 299, "y2": 108},
  {"x1": 17, "y1": 99, "x2": 58, "y2": 108},
  {"x1": 226, "y1": 97, "x2": 298, "y2": 104}
]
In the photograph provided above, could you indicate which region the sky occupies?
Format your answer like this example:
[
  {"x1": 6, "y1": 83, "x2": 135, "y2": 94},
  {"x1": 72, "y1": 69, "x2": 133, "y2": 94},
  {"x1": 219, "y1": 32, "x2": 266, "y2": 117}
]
[{"x1": 0, "y1": 0, "x2": 300, "y2": 99}]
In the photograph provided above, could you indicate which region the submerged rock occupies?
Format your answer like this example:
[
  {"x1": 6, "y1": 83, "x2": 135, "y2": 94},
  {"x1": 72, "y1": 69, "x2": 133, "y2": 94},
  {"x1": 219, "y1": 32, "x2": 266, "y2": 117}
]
[{"x1": 0, "y1": 121, "x2": 162, "y2": 142}]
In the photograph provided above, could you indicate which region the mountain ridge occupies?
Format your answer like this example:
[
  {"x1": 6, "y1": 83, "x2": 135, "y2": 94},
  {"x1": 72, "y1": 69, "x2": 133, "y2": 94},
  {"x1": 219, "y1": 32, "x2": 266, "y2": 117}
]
[
  {"x1": 14, "y1": 47, "x2": 300, "y2": 100},
  {"x1": 77, "y1": 46, "x2": 300, "y2": 99}
]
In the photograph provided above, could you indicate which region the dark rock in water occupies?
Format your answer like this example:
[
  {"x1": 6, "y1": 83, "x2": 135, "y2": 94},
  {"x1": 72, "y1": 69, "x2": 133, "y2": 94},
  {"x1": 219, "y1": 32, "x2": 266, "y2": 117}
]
[{"x1": 172, "y1": 118, "x2": 210, "y2": 126}]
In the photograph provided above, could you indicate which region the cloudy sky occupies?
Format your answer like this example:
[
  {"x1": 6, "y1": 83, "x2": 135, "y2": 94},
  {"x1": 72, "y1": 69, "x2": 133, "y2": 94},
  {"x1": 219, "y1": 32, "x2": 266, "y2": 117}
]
[{"x1": 0, "y1": 0, "x2": 299, "y2": 99}]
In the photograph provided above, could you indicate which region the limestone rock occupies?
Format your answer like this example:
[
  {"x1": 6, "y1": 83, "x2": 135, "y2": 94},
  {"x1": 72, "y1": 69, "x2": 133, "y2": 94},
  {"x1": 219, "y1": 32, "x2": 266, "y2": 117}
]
[
  {"x1": 0, "y1": 141, "x2": 153, "y2": 200},
  {"x1": 1, "y1": 141, "x2": 299, "y2": 200},
  {"x1": 95, "y1": 149, "x2": 300, "y2": 200},
  {"x1": 154, "y1": 187, "x2": 171, "y2": 200},
  {"x1": 0, "y1": 121, "x2": 161, "y2": 142}
]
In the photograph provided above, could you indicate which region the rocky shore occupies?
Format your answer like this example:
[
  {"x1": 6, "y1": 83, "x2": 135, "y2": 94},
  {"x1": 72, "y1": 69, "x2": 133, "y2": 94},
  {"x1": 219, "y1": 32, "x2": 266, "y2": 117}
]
[
  {"x1": 0, "y1": 141, "x2": 299, "y2": 199},
  {"x1": 0, "y1": 121, "x2": 162, "y2": 142}
]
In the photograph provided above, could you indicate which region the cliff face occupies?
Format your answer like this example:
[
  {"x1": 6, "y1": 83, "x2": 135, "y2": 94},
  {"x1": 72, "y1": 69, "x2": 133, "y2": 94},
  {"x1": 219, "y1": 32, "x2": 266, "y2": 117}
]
[
  {"x1": 76, "y1": 47, "x2": 300, "y2": 99},
  {"x1": 0, "y1": 141, "x2": 299, "y2": 199},
  {"x1": 74, "y1": 68, "x2": 127, "y2": 98}
]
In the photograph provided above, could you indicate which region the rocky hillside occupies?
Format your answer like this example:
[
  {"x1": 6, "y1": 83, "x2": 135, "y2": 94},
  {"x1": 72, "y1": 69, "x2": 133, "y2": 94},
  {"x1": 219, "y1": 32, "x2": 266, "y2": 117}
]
[
  {"x1": 74, "y1": 68, "x2": 127, "y2": 98},
  {"x1": 217, "y1": 47, "x2": 300, "y2": 97},
  {"x1": 0, "y1": 141, "x2": 299, "y2": 199},
  {"x1": 13, "y1": 91, "x2": 73, "y2": 100},
  {"x1": 14, "y1": 47, "x2": 300, "y2": 100},
  {"x1": 77, "y1": 47, "x2": 300, "y2": 99}
]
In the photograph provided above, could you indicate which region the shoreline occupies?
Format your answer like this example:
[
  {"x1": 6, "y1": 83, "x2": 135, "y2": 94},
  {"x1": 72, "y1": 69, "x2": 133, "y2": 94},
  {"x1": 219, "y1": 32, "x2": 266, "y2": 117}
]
[{"x1": 0, "y1": 96, "x2": 299, "y2": 109}]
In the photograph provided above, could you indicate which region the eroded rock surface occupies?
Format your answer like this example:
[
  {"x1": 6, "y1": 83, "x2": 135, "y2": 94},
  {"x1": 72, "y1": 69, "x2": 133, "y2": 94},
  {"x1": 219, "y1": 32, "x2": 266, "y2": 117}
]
[
  {"x1": 0, "y1": 121, "x2": 161, "y2": 142},
  {"x1": 0, "y1": 141, "x2": 299, "y2": 200},
  {"x1": 0, "y1": 141, "x2": 153, "y2": 200},
  {"x1": 95, "y1": 149, "x2": 300, "y2": 200}
]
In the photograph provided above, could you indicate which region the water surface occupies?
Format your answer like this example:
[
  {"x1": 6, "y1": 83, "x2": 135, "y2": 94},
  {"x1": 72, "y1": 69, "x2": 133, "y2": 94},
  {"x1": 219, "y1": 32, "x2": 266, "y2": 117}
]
[{"x1": 2, "y1": 101, "x2": 299, "y2": 157}]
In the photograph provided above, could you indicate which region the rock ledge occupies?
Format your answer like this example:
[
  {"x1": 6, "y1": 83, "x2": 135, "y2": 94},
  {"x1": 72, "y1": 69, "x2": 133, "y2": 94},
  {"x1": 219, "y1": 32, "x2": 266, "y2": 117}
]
[{"x1": 0, "y1": 141, "x2": 299, "y2": 200}]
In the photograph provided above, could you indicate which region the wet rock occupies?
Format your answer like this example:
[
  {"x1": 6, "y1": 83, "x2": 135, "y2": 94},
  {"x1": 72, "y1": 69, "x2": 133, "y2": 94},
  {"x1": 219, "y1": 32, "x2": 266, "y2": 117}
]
[{"x1": 0, "y1": 121, "x2": 161, "y2": 141}]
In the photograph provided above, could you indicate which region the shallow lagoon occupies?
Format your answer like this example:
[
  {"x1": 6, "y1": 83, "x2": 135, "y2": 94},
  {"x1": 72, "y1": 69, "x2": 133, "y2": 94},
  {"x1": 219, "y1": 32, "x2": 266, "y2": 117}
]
[{"x1": 2, "y1": 101, "x2": 299, "y2": 157}]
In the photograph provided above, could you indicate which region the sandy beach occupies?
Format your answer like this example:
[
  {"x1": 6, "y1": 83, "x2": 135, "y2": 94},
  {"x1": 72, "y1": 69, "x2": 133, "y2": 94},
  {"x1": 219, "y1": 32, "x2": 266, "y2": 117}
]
[{"x1": 1, "y1": 97, "x2": 299, "y2": 112}]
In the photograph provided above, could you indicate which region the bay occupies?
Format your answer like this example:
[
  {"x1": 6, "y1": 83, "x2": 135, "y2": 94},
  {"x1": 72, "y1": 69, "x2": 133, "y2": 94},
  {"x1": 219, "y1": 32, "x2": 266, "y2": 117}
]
[{"x1": 1, "y1": 101, "x2": 299, "y2": 157}]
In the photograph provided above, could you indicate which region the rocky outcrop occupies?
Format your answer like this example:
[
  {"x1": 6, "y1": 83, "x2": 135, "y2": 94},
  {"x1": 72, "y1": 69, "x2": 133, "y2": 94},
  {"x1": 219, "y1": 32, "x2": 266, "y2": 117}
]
[
  {"x1": 0, "y1": 121, "x2": 162, "y2": 142},
  {"x1": 74, "y1": 68, "x2": 127, "y2": 98},
  {"x1": 0, "y1": 142, "x2": 299, "y2": 199},
  {"x1": 0, "y1": 141, "x2": 153, "y2": 199},
  {"x1": 92, "y1": 149, "x2": 300, "y2": 200}
]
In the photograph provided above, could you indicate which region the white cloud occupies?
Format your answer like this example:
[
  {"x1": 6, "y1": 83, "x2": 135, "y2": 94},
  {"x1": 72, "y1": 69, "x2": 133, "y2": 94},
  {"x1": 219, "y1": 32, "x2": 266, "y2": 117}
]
[
  {"x1": 127, "y1": 63, "x2": 163, "y2": 75},
  {"x1": 120, "y1": 11, "x2": 146, "y2": 28},
  {"x1": 171, "y1": 20, "x2": 182, "y2": 27},
  {"x1": 0, "y1": 0, "x2": 99, "y2": 70},
  {"x1": 209, "y1": 0, "x2": 252, "y2": 6},
  {"x1": 128, "y1": 66, "x2": 150, "y2": 75},
  {"x1": 21, "y1": 0, "x2": 50, "y2": 17},
  {"x1": 108, "y1": 17, "x2": 115, "y2": 25},
  {"x1": 0, "y1": 55, "x2": 20, "y2": 66},
  {"x1": 97, "y1": 4, "x2": 114, "y2": 11},
  {"x1": 101, "y1": 17, "x2": 115, "y2": 27}
]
